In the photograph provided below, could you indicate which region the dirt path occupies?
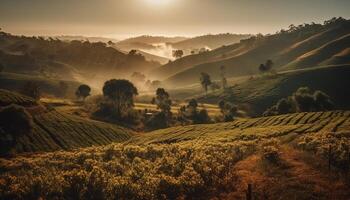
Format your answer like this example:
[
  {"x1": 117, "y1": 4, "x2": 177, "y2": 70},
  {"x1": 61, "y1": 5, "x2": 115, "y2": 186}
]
[{"x1": 221, "y1": 146, "x2": 350, "y2": 200}]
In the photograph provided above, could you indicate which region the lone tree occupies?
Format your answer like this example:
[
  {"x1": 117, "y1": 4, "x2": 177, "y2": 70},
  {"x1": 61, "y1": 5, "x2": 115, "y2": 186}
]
[
  {"x1": 152, "y1": 88, "x2": 172, "y2": 115},
  {"x1": 200, "y1": 72, "x2": 212, "y2": 94},
  {"x1": 103, "y1": 79, "x2": 138, "y2": 118},
  {"x1": 21, "y1": 82, "x2": 41, "y2": 100},
  {"x1": 75, "y1": 84, "x2": 91, "y2": 101},
  {"x1": 259, "y1": 59, "x2": 274, "y2": 73},
  {"x1": 172, "y1": 50, "x2": 184, "y2": 59},
  {"x1": 220, "y1": 65, "x2": 228, "y2": 89}
]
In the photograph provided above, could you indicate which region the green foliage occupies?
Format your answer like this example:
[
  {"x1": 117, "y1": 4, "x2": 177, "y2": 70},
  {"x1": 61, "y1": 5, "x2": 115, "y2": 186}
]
[
  {"x1": 102, "y1": 79, "x2": 138, "y2": 118},
  {"x1": 264, "y1": 87, "x2": 334, "y2": 116},
  {"x1": 178, "y1": 99, "x2": 211, "y2": 124},
  {"x1": 152, "y1": 88, "x2": 172, "y2": 115},
  {"x1": 218, "y1": 100, "x2": 238, "y2": 122}
]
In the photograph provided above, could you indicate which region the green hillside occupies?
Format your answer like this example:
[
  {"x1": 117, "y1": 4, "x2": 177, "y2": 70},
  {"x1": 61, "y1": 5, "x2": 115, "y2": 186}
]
[
  {"x1": 155, "y1": 18, "x2": 350, "y2": 87},
  {"x1": 197, "y1": 65, "x2": 350, "y2": 116}
]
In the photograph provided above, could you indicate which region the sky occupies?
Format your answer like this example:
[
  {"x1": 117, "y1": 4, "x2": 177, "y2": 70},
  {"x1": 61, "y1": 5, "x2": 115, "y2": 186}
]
[{"x1": 1, "y1": 0, "x2": 350, "y2": 39}]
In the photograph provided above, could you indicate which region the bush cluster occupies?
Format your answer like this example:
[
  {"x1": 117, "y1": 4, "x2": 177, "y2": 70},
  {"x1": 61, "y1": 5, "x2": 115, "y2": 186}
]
[{"x1": 264, "y1": 87, "x2": 334, "y2": 116}]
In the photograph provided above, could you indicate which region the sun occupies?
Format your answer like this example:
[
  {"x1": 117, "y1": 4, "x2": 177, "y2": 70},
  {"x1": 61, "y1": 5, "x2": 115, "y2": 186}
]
[{"x1": 145, "y1": 0, "x2": 173, "y2": 6}]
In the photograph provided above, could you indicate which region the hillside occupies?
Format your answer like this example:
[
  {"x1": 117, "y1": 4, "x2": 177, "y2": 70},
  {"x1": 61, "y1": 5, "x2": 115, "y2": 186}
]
[
  {"x1": 1, "y1": 110, "x2": 349, "y2": 199},
  {"x1": 0, "y1": 90, "x2": 134, "y2": 155},
  {"x1": 131, "y1": 110, "x2": 350, "y2": 144},
  {"x1": 0, "y1": 31, "x2": 160, "y2": 81},
  {"x1": 156, "y1": 18, "x2": 350, "y2": 86},
  {"x1": 197, "y1": 65, "x2": 350, "y2": 116},
  {"x1": 171, "y1": 33, "x2": 251, "y2": 51},
  {"x1": 0, "y1": 72, "x2": 83, "y2": 98}
]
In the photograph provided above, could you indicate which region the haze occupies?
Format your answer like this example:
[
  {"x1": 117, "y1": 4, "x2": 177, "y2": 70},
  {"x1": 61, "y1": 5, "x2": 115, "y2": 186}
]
[{"x1": 1, "y1": 0, "x2": 350, "y2": 38}]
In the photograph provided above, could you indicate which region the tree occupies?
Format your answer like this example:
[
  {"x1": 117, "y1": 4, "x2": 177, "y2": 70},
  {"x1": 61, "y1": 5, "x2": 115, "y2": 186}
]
[
  {"x1": 152, "y1": 88, "x2": 172, "y2": 115},
  {"x1": 220, "y1": 65, "x2": 228, "y2": 89},
  {"x1": 200, "y1": 72, "x2": 212, "y2": 94},
  {"x1": 263, "y1": 87, "x2": 335, "y2": 116},
  {"x1": 293, "y1": 87, "x2": 315, "y2": 112},
  {"x1": 102, "y1": 79, "x2": 138, "y2": 118},
  {"x1": 218, "y1": 100, "x2": 238, "y2": 121},
  {"x1": 75, "y1": 84, "x2": 91, "y2": 101},
  {"x1": 21, "y1": 82, "x2": 41, "y2": 100},
  {"x1": 265, "y1": 59, "x2": 274, "y2": 71},
  {"x1": 0, "y1": 104, "x2": 33, "y2": 137},
  {"x1": 172, "y1": 50, "x2": 184, "y2": 59},
  {"x1": 178, "y1": 99, "x2": 211, "y2": 124},
  {"x1": 129, "y1": 49, "x2": 137, "y2": 56},
  {"x1": 259, "y1": 59, "x2": 274, "y2": 73}
]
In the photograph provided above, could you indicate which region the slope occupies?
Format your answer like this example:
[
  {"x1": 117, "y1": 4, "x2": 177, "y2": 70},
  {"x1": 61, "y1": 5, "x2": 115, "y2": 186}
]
[
  {"x1": 0, "y1": 90, "x2": 134, "y2": 155},
  {"x1": 159, "y1": 19, "x2": 350, "y2": 87},
  {"x1": 171, "y1": 33, "x2": 251, "y2": 51},
  {"x1": 197, "y1": 65, "x2": 350, "y2": 116}
]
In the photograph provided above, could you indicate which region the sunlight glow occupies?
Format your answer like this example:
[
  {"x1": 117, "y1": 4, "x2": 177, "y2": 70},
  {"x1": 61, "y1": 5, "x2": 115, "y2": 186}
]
[{"x1": 144, "y1": 0, "x2": 174, "y2": 6}]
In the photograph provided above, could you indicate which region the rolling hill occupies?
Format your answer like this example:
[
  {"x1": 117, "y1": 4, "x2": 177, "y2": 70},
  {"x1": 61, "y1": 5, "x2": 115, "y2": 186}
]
[
  {"x1": 0, "y1": 89, "x2": 134, "y2": 155},
  {"x1": 0, "y1": 72, "x2": 83, "y2": 98},
  {"x1": 0, "y1": 31, "x2": 160, "y2": 81},
  {"x1": 154, "y1": 18, "x2": 350, "y2": 87},
  {"x1": 197, "y1": 64, "x2": 350, "y2": 116},
  {"x1": 131, "y1": 110, "x2": 350, "y2": 145},
  {"x1": 171, "y1": 33, "x2": 251, "y2": 51}
]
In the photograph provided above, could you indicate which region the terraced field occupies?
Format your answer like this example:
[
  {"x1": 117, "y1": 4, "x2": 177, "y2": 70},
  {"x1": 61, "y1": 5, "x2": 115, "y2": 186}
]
[
  {"x1": 131, "y1": 110, "x2": 350, "y2": 144},
  {"x1": 16, "y1": 110, "x2": 134, "y2": 153},
  {"x1": 1, "y1": 110, "x2": 349, "y2": 199},
  {"x1": 0, "y1": 89, "x2": 38, "y2": 107}
]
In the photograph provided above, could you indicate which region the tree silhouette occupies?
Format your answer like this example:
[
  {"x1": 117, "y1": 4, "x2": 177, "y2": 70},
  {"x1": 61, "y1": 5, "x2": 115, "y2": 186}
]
[
  {"x1": 172, "y1": 50, "x2": 184, "y2": 59},
  {"x1": 220, "y1": 65, "x2": 227, "y2": 89},
  {"x1": 259, "y1": 59, "x2": 274, "y2": 73},
  {"x1": 103, "y1": 79, "x2": 138, "y2": 117},
  {"x1": 152, "y1": 88, "x2": 172, "y2": 115},
  {"x1": 200, "y1": 72, "x2": 212, "y2": 94},
  {"x1": 75, "y1": 84, "x2": 91, "y2": 101}
]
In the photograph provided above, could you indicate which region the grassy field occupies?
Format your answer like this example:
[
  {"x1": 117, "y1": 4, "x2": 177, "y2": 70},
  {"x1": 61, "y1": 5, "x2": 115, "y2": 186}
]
[{"x1": 1, "y1": 110, "x2": 349, "y2": 199}]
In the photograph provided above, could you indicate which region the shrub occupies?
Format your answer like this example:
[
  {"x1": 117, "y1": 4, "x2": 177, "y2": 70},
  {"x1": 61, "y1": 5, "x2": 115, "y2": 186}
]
[
  {"x1": 0, "y1": 104, "x2": 33, "y2": 137},
  {"x1": 264, "y1": 87, "x2": 334, "y2": 116}
]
